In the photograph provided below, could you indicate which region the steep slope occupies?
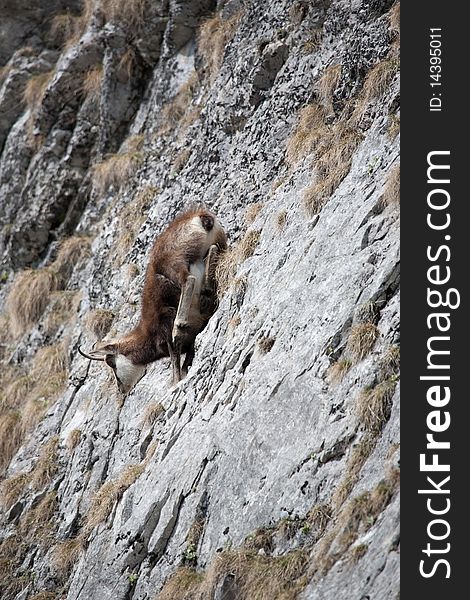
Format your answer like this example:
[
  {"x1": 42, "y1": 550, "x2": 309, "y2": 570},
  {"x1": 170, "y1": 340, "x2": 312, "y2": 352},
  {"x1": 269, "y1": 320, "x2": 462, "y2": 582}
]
[{"x1": 0, "y1": 1, "x2": 400, "y2": 599}]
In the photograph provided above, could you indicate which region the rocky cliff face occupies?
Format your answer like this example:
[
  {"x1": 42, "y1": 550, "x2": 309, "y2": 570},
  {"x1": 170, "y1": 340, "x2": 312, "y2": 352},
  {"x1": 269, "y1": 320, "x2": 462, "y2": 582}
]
[{"x1": 0, "y1": 1, "x2": 400, "y2": 599}]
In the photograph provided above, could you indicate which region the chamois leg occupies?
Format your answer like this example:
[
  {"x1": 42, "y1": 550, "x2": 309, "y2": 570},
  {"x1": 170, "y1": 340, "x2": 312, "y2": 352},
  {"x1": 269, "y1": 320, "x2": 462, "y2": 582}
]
[
  {"x1": 202, "y1": 245, "x2": 219, "y2": 294},
  {"x1": 182, "y1": 342, "x2": 195, "y2": 378},
  {"x1": 168, "y1": 342, "x2": 182, "y2": 384},
  {"x1": 172, "y1": 275, "x2": 196, "y2": 345}
]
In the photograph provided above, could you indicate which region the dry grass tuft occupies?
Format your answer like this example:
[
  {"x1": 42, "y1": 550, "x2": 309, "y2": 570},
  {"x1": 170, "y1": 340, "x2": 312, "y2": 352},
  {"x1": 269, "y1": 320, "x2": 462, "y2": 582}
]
[
  {"x1": 244, "y1": 202, "x2": 264, "y2": 225},
  {"x1": 143, "y1": 402, "x2": 165, "y2": 427},
  {"x1": 350, "y1": 542, "x2": 368, "y2": 563},
  {"x1": 387, "y1": 113, "x2": 400, "y2": 139},
  {"x1": 332, "y1": 435, "x2": 377, "y2": 509},
  {"x1": 327, "y1": 359, "x2": 352, "y2": 385},
  {"x1": 317, "y1": 64, "x2": 342, "y2": 112},
  {"x1": 356, "y1": 380, "x2": 396, "y2": 434},
  {"x1": 314, "y1": 469, "x2": 399, "y2": 576},
  {"x1": 102, "y1": 0, "x2": 148, "y2": 30},
  {"x1": 30, "y1": 435, "x2": 60, "y2": 490},
  {"x1": 53, "y1": 236, "x2": 91, "y2": 285},
  {"x1": 172, "y1": 148, "x2": 191, "y2": 174},
  {"x1": 67, "y1": 428, "x2": 82, "y2": 452},
  {"x1": 29, "y1": 592, "x2": 57, "y2": 600},
  {"x1": 198, "y1": 11, "x2": 243, "y2": 82},
  {"x1": 380, "y1": 344, "x2": 400, "y2": 379},
  {"x1": 156, "y1": 567, "x2": 204, "y2": 600},
  {"x1": 82, "y1": 463, "x2": 145, "y2": 536},
  {"x1": 0, "y1": 343, "x2": 67, "y2": 474},
  {"x1": 215, "y1": 230, "x2": 260, "y2": 298},
  {"x1": 0, "y1": 472, "x2": 28, "y2": 509},
  {"x1": 389, "y1": 2, "x2": 400, "y2": 37},
  {"x1": 286, "y1": 103, "x2": 327, "y2": 166},
  {"x1": 43, "y1": 290, "x2": 82, "y2": 337},
  {"x1": 0, "y1": 366, "x2": 32, "y2": 411},
  {"x1": 83, "y1": 65, "x2": 103, "y2": 102},
  {"x1": 50, "y1": 12, "x2": 79, "y2": 46},
  {"x1": 112, "y1": 185, "x2": 156, "y2": 265},
  {"x1": 353, "y1": 58, "x2": 399, "y2": 123},
  {"x1": 6, "y1": 268, "x2": 59, "y2": 337},
  {"x1": 258, "y1": 336, "x2": 275, "y2": 354},
  {"x1": 19, "y1": 490, "x2": 58, "y2": 548},
  {"x1": 23, "y1": 71, "x2": 54, "y2": 111},
  {"x1": 306, "y1": 504, "x2": 332, "y2": 539},
  {"x1": 381, "y1": 164, "x2": 400, "y2": 207},
  {"x1": 157, "y1": 547, "x2": 309, "y2": 600},
  {"x1": 276, "y1": 210, "x2": 287, "y2": 231},
  {"x1": 346, "y1": 322, "x2": 379, "y2": 363},
  {"x1": 85, "y1": 308, "x2": 115, "y2": 340},
  {"x1": 303, "y1": 125, "x2": 363, "y2": 214},
  {"x1": 93, "y1": 135, "x2": 145, "y2": 195},
  {"x1": 53, "y1": 536, "x2": 84, "y2": 576},
  {"x1": 158, "y1": 73, "x2": 201, "y2": 139},
  {"x1": 0, "y1": 411, "x2": 23, "y2": 474}
]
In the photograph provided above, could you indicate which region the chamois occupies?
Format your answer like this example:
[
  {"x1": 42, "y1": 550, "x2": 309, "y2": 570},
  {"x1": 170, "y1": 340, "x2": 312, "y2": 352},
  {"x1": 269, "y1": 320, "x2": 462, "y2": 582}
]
[{"x1": 79, "y1": 209, "x2": 227, "y2": 393}]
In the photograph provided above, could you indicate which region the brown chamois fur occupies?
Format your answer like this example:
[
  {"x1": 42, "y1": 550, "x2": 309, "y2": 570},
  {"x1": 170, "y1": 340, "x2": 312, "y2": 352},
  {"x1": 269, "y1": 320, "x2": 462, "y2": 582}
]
[{"x1": 79, "y1": 209, "x2": 227, "y2": 392}]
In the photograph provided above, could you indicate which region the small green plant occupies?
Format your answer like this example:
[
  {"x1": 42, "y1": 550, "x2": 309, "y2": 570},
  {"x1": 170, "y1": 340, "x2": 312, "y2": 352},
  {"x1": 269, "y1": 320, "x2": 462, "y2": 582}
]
[{"x1": 128, "y1": 573, "x2": 138, "y2": 584}]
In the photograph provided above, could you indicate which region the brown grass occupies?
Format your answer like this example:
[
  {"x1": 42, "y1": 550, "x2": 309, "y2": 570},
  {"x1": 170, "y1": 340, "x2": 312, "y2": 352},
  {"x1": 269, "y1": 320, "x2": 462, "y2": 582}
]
[
  {"x1": 158, "y1": 73, "x2": 200, "y2": 137},
  {"x1": 49, "y1": 12, "x2": 79, "y2": 46},
  {"x1": 276, "y1": 210, "x2": 287, "y2": 231},
  {"x1": 93, "y1": 135, "x2": 145, "y2": 195},
  {"x1": 0, "y1": 472, "x2": 28, "y2": 509},
  {"x1": 0, "y1": 412, "x2": 24, "y2": 474},
  {"x1": 286, "y1": 103, "x2": 327, "y2": 166},
  {"x1": 85, "y1": 308, "x2": 115, "y2": 340},
  {"x1": 112, "y1": 184, "x2": 156, "y2": 265},
  {"x1": 53, "y1": 537, "x2": 84, "y2": 576},
  {"x1": 118, "y1": 46, "x2": 137, "y2": 81},
  {"x1": 6, "y1": 268, "x2": 59, "y2": 337},
  {"x1": 50, "y1": 1, "x2": 94, "y2": 48},
  {"x1": 30, "y1": 435, "x2": 60, "y2": 490},
  {"x1": 356, "y1": 380, "x2": 396, "y2": 434},
  {"x1": 332, "y1": 434, "x2": 377, "y2": 509},
  {"x1": 389, "y1": 2, "x2": 400, "y2": 37},
  {"x1": 198, "y1": 12, "x2": 243, "y2": 83},
  {"x1": 327, "y1": 359, "x2": 352, "y2": 385},
  {"x1": 23, "y1": 71, "x2": 54, "y2": 111},
  {"x1": 244, "y1": 202, "x2": 264, "y2": 225},
  {"x1": 303, "y1": 125, "x2": 363, "y2": 214},
  {"x1": 387, "y1": 113, "x2": 400, "y2": 139},
  {"x1": 67, "y1": 428, "x2": 82, "y2": 452},
  {"x1": 215, "y1": 230, "x2": 260, "y2": 298},
  {"x1": 143, "y1": 402, "x2": 165, "y2": 427},
  {"x1": 0, "y1": 344, "x2": 67, "y2": 475},
  {"x1": 156, "y1": 567, "x2": 204, "y2": 600},
  {"x1": 317, "y1": 65, "x2": 342, "y2": 112},
  {"x1": 157, "y1": 547, "x2": 309, "y2": 600},
  {"x1": 82, "y1": 463, "x2": 145, "y2": 537},
  {"x1": 83, "y1": 65, "x2": 103, "y2": 101},
  {"x1": 29, "y1": 592, "x2": 57, "y2": 600},
  {"x1": 353, "y1": 58, "x2": 400, "y2": 123},
  {"x1": 43, "y1": 291, "x2": 82, "y2": 337},
  {"x1": 313, "y1": 468, "x2": 399, "y2": 577},
  {"x1": 172, "y1": 148, "x2": 191, "y2": 174},
  {"x1": 380, "y1": 344, "x2": 400, "y2": 379},
  {"x1": 346, "y1": 322, "x2": 379, "y2": 363},
  {"x1": 53, "y1": 236, "x2": 91, "y2": 284},
  {"x1": 381, "y1": 164, "x2": 400, "y2": 207},
  {"x1": 102, "y1": 0, "x2": 148, "y2": 30},
  {"x1": 258, "y1": 336, "x2": 275, "y2": 354}
]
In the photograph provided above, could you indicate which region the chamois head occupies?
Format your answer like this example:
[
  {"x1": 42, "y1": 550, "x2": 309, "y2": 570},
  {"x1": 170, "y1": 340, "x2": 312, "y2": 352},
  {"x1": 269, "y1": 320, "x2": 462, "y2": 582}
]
[{"x1": 79, "y1": 341, "x2": 146, "y2": 394}]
